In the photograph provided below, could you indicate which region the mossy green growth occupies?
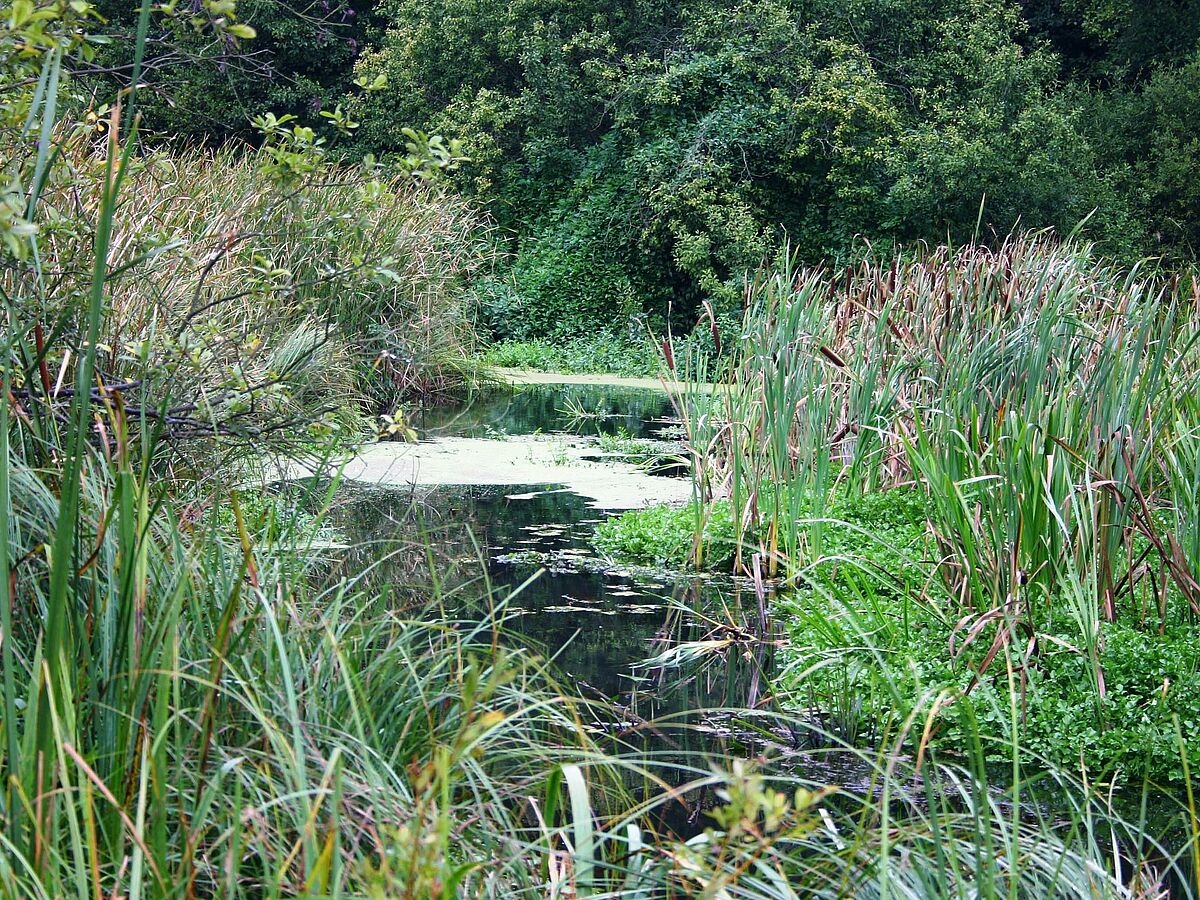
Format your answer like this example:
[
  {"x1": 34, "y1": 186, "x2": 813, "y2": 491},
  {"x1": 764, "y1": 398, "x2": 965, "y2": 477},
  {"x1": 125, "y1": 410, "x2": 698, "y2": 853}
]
[
  {"x1": 598, "y1": 485, "x2": 1200, "y2": 782},
  {"x1": 762, "y1": 487, "x2": 1200, "y2": 784},
  {"x1": 593, "y1": 486, "x2": 929, "y2": 576},
  {"x1": 592, "y1": 499, "x2": 738, "y2": 570},
  {"x1": 779, "y1": 583, "x2": 1200, "y2": 784}
]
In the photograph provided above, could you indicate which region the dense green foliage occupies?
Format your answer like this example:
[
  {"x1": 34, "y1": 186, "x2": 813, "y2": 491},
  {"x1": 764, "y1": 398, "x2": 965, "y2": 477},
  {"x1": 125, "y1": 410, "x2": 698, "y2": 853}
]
[
  {"x1": 344, "y1": 0, "x2": 1198, "y2": 339},
  {"x1": 781, "y1": 581, "x2": 1200, "y2": 783},
  {"x1": 80, "y1": 0, "x2": 1200, "y2": 346},
  {"x1": 594, "y1": 488, "x2": 927, "y2": 574},
  {"x1": 620, "y1": 235, "x2": 1200, "y2": 786},
  {"x1": 595, "y1": 498, "x2": 736, "y2": 569},
  {"x1": 791, "y1": 494, "x2": 1200, "y2": 784},
  {"x1": 601, "y1": 480, "x2": 1200, "y2": 781},
  {"x1": 91, "y1": 0, "x2": 371, "y2": 137}
]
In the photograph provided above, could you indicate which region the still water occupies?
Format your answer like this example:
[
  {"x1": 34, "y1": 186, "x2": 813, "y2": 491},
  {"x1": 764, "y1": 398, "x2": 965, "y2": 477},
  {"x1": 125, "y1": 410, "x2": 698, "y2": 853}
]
[{"x1": 326, "y1": 382, "x2": 783, "y2": 831}]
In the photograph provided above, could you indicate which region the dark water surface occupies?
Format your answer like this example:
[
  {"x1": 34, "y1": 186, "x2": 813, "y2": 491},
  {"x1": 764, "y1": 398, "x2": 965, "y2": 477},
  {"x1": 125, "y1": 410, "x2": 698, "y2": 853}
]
[
  {"x1": 334, "y1": 481, "x2": 774, "y2": 721},
  {"x1": 329, "y1": 383, "x2": 787, "y2": 832},
  {"x1": 411, "y1": 381, "x2": 679, "y2": 440}
]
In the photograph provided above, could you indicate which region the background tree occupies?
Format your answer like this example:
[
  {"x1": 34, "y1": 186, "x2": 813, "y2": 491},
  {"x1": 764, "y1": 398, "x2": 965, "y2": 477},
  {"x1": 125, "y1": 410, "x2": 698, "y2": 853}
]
[
  {"x1": 74, "y1": 0, "x2": 1200, "y2": 339},
  {"x1": 88, "y1": 0, "x2": 373, "y2": 138},
  {"x1": 353, "y1": 0, "x2": 1136, "y2": 336}
]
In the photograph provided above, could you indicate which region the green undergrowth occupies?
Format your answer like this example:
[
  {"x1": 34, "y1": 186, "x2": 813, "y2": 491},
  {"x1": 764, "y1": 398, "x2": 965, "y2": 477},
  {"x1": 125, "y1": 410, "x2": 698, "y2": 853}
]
[
  {"x1": 778, "y1": 572, "x2": 1200, "y2": 785},
  {"x1": 210, "y1": 484, "x2": 338, "y2": 547},
  {"x1": 594, "y1": 499, "x2": 738, "y2": 569},
  {"x1": 593, "y1": 487, "x2": 929, "y2": 576},
  {"x1": 598, "y1": 486, "x2": 1200, "y2": 784},
  {"x1": 481, "y1": 334, "x2": 663, "y2": 378}
]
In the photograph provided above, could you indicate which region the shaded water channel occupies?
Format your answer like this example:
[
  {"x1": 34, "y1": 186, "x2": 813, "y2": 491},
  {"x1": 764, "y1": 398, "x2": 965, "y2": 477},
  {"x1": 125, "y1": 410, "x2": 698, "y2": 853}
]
[{"x1": 328, "y1": 382, "x2": 784, "y2": 831}]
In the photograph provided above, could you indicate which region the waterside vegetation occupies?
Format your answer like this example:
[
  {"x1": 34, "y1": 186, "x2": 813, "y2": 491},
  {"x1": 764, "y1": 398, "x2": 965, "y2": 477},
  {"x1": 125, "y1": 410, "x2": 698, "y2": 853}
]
[
  {"x1": 597, "y1": 235, "x2": 1200, "y2": 789},
  {"x1": 4, "y1": 0, "x2": 1200, "y2": 895}
]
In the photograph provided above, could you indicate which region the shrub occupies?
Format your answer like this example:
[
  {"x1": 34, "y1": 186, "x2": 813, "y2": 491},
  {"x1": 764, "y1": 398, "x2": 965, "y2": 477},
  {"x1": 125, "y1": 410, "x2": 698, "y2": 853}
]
[
  {"x1": 5, "y1": 141, "x2": 492, "y2": 461},
  {"x1": 479, "y1": 232, "x2": 640, "y2": 342},
  {"x1": 481, "y1": 334, "x2": 663, "y2": 377}
]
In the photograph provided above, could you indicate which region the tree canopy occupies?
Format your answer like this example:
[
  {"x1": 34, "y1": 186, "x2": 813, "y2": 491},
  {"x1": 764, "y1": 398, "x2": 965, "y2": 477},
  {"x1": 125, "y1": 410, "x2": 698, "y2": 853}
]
[{"x1": 90, "y1": 0, "x2": 1200, "y2": 336}]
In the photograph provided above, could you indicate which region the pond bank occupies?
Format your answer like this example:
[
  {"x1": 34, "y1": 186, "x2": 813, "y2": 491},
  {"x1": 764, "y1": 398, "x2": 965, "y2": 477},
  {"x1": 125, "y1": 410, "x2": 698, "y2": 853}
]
[
  {"x1": 493, "y1": 367, "x2": 673, "y2": 391},
  {"x1": 493, "y1": 366, "x2": 724, "y2": 393}
]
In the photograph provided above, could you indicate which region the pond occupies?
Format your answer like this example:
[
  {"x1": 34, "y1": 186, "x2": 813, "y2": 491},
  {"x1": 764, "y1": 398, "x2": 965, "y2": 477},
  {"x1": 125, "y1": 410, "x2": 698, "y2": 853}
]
[
  {"x1": 315, "y1": 380, "x2": 1178, "y2": 855},
  {"x1": 326, "y1": 381, "x2": 788, "y2": 833}
]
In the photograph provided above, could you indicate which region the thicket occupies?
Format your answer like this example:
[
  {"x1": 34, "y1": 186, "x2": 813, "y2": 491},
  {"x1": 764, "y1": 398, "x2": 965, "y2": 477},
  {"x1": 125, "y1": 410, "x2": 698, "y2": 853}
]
[
  {"x1": 18, "y1": 148, "x2": 486, "y2": 430},
  {"x1": 77, "y1": 0, "x2": 1200, "y2": 348},
  {"x1": 347, "y1": 0, "x2": 1199, "y2": 340},
  {"x1": 88, "y1": 0, "x2": 371, "y2": 137},
  {"x1": 83, "y1": 0, "x2": 1200, "y2": 348}
]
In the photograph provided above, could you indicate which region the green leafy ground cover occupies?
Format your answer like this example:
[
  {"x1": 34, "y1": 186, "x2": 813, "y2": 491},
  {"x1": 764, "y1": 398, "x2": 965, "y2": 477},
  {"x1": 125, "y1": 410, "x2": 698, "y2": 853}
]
[
  {"x1": 596, "y1": 486, "x2": 1200, "y2": 783},
  {"x1": 481, "y1": 335, "x2": 662, "y2": 378}
]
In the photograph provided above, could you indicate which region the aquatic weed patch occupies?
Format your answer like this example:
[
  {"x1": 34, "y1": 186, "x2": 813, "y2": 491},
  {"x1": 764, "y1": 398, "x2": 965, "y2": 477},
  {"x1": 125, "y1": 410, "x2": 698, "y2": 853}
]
[
  {"x1": 593, "y1": 486, "x2": 929, "y2": 578},
  {"x1": 662, "y1": 236, "x2": 1200, "y2": 792}
]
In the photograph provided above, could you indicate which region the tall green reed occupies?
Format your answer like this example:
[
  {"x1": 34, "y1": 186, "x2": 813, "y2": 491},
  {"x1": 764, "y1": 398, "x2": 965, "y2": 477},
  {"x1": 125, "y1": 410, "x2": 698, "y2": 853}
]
[
  {"x1": 665, "y1": 251, "x2": 902, "y2": 578},
  {"x1": 672, "y1": 236, "x2": 1200, "y2": 621}
]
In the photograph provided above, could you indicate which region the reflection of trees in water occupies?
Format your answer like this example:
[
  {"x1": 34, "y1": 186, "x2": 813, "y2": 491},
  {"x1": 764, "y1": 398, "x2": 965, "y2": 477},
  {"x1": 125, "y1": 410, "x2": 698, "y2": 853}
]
[
  {"x1": 413, "y1": 383, "x2": 676, "y2": 439},
  {"x1": 327, "y1": 482, "x2": 601, "y2": 595}
]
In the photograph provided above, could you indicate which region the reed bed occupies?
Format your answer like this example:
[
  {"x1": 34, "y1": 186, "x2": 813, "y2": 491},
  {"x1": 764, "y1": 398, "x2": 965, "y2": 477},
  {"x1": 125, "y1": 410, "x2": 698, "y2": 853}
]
[
  {"x1": 654, "y1": 236, "x2": 1200, "y2": 876},
  {"x1": 5, "y1": 138, "x2": 492, "y2": 475},
  {"x1": 668, "y1": 236, "x2": 1200, "y2": 608}
]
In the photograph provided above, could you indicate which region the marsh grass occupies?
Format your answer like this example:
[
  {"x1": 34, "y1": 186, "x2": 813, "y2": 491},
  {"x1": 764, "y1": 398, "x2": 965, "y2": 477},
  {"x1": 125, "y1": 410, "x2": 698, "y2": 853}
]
[
  {"x1": 1, "y1": 25, "x2": 601, "y2": 897},
  {"x1": 669, "y1": 236, "x2": 1200, "y2": 586},
  {"x1": 5, "y1": 139, "x2": 491, "y2": 470},
  {"x1": 4, "y1": 14, "x2": 1198, "y2": 898},
  {"x1": 666, "y1": 238, "x2": 1200, "y2": 686}
]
